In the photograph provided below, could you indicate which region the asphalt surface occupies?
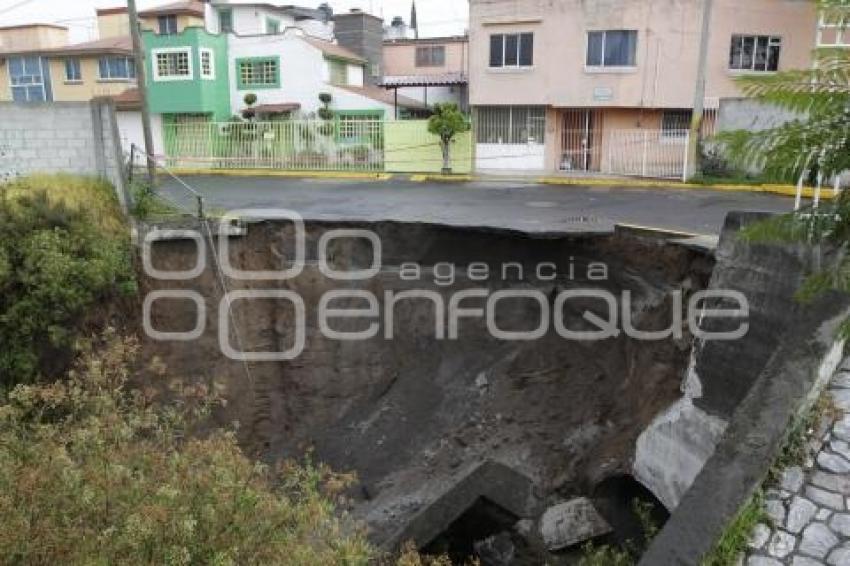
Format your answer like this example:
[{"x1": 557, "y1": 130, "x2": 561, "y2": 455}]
[{"x1": 157, "y1": 175, "x2": 798, "y2": 237}]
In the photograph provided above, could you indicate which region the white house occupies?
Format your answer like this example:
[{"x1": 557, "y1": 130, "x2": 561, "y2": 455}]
[
  {"x1": 207, "y1": 0, "x2": 335, "y2": 40},
  {"x1": 228, "y1": 28, "x2": 424, "y2": 119}
]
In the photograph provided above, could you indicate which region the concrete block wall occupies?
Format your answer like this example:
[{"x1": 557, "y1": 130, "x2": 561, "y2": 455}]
[{"x1": 0, "y1": 100, "x2": 128, "y2": 209}]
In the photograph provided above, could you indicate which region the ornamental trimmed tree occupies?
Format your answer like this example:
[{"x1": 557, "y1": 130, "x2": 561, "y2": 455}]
[{"x1": 427, "y1": 103, "x2": 470, "y2": 175}]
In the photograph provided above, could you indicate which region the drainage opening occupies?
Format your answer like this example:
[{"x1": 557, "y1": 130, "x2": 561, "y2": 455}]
[
  {"x1": 422, "y1": 497, "x2": 532, "y2": 565},
  {"x1": 592, "y1": 475, "x2": 670, "y2": 548}
]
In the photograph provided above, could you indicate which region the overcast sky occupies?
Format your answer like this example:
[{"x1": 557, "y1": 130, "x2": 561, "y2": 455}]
[{"x1": 0, "y1": 0, "x2": 469, "y2": 42}]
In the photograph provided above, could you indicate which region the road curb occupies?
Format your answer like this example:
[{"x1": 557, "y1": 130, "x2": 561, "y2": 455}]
[
  {"x1": 538, "y1": 176, "x2": 838, "y2": 199},
  {"x1": 169, "y1": 168, "x2": 393, "y2": 181}
]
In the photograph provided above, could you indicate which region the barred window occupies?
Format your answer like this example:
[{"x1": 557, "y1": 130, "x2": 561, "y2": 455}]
[
  {"x1": 729, "y1": 35, "x2": 781, "y2": 72},
  {"x1": 238, "y1": 58, "x2": 279, "y2": 88},
  {"x1": 661, "y1": 110, "x2": 691, "y2": 139},
  {"x1": 476, "y1": 106, "x2": 546, "y2": 145},
  {"x1": 200, "y1": 49, "x2": 214, "y2": 79},
  {"x1": 154, "y1": 49, "x2": 191, "y2": 80}
]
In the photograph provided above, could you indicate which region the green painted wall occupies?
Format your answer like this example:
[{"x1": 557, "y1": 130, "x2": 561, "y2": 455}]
[
  {"x1": 143, "y1": 27, "x2": 230, "y2": 120},
  {"x1": 384, "y1": 120, "x2": 472, "y2": 174}
]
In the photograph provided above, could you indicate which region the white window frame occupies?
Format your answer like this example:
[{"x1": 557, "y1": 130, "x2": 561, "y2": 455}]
[
  {"x1": 585, "y1": 30, "x2": 638, "y2": 72},
  {"x1": 8, "y1": 56, "x2": 48, "y2": 102},
  {"x1": 65, "y1": 58, "x2": 82, "y2": 83},
  {"x1": 97, "y1": 56, "x2": 136, "y2": 81},
  {"x1": 728, "y1": 34, "x2": 782, "y2": 73},
  {"x1": 199, "y1": 48, "x2": 215, "y2": 80},
  {"x1": 158, "y1": 14, "x2": 178, "y2": 35},
  {"x1": 152, "y1": 47, "x2": 194, "y2": 82},
  {"x1": 488, "y1": 32, "x2": 534, "y2": 70}
]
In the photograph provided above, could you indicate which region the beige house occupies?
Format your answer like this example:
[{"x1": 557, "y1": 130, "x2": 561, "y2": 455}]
[
  {"x1": 382, "y1": 36, "x2": 469, "y2": 110},
  {"x1": 469, "y1": 0, "x2": 819, "y2": 175},
  {"x1": 0, "y1": 23, "x2": 135, "y2": 104},
  {"x1": 0, "y1": 2, "x2": 208, "y2": 105}
]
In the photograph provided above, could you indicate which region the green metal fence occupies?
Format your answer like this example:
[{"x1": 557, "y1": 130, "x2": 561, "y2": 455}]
[
  {"x1": 162, "y1": 119, "x2": 472, "y2": 174},
  {"x1": 384, "y1": 120, "x2": 472, "y2": 174},
  {"x1": 163, "y1": 119, "x2": 384, "y2": 171}
]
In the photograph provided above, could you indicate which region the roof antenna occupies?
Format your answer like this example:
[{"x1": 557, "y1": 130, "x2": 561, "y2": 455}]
[{"x1": 410, "y1": 0, "x2": 418, "y2": 39}]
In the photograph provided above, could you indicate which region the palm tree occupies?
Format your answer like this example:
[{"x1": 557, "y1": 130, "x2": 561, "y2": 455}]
[{"x1": 724, "y1": 1, "x2": 850, "y2": 334}]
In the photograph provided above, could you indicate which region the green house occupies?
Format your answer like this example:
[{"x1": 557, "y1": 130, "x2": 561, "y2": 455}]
[{"x1": 143, "y1": 27, "x2": 230, "y2": 122}]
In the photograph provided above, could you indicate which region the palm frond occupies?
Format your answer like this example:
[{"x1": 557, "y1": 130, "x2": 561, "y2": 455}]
[
  {"x1": 715, "y1": 106, "x2": 850, "y2": 179},
  {"x1": 734, "y1": 51, "x2": 850, "y2": 115},
  {"x1": 819, "y1": 0, "x2": 850, "y2": 27}
]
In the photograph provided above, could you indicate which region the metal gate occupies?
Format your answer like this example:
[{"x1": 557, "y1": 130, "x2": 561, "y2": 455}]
[
  {"x1": 557, "y1": 107, "x2": 718, "y2": 181},
  {"x1": 559, "y1": 109, "x2": 603, "y2": 172}
]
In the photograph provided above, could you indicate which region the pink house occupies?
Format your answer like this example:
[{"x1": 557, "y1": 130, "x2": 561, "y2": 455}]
[{"x1": 469, "y1": 0, "x2": 820, "y2": 175}]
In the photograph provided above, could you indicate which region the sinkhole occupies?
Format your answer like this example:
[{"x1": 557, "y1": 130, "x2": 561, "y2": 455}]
[{"x1": 140, "y1": 218, "x2": 718, "y2": 562}]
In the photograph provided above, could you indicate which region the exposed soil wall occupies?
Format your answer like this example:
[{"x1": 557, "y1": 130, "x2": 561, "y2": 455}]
[{"x1": 137, "y1": 220, "x2": 713, "y2": 555}]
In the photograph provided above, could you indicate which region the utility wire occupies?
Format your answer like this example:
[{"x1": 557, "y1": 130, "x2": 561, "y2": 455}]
[{"x1": 0, "y1": 0, "x2": 38, "y2": 17}]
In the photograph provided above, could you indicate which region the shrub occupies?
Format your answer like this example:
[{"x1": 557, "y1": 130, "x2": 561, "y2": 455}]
[
  {"x1": 0, "y1": 332, "x2": 374, "y2": 564},
  {"x1": 0, "y1": 176, "x2": 134, "y2": 388}
]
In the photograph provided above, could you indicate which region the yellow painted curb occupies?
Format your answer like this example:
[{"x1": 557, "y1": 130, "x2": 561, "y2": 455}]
[
  {"x1": 170, "y1": 168, "x2": 393, "y2": 181},
  {"x1": 410, "y1": 174, "x2": 475, "y2": 182},
  {"x1": 538, "y1": 176, "x2": 837, "y2": 200}
]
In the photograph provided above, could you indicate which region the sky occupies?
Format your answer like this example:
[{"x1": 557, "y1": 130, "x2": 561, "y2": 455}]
[{"x1": 0, "y1": 0, "x2": 469, "y2": 42}]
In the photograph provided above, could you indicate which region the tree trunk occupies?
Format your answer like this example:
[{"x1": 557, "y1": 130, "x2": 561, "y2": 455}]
[{"x1": 441, "y1": 138, "x2": 452, "y2": 175}]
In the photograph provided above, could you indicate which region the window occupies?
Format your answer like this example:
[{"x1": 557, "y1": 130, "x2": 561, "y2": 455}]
[
  {"x1": 338, "y1": 113, "x2": 382, "y2": 141},
  {"x1": 65, "y1": 58, "x2": 82, "y2": 82},
  {"x1": 476, "y1": 106, "x2": 546, "y2": 145},
  {"x1": 415, "y1": 45, "x2": 446, "y2": 67},
  {"x1": 237, "y1": 57, "x2": 279, "y2": 89},
  {"x1": 153, "y1": 49, "x2": 192, "y2": 81},
  {"x1": 9, "y1": 56, "x2": 48, "y2": 102},
  {"x1": 199, "y1": 49, "x2": 215, "y2": 79},
  {"x1": 489, "y1": 33, "x2": 533, "y2": 68},
  {"x1": 266, "y1": 18, "x2": 280, "y2": 34},
  {"x1": 661, "y1": 110, "x2": 691, "y2": 139},
  {"x1": 158, "y1": 15, "x2": 178, "y2": 35},
  {"x1": 219, "y1": 9, "x2": 233, "y2": 33},
  {"x1": 587, "y1": 30, "x2": 637, "y2": 67},
  {"x1": 98, "y1": 56, "x2": 136, "y2": 80},
  {"x1": 328, "y1": 59, "x2": 348, "y2": 86},
  {"x1": 729, "y1": 35, "x2": 781, "y2": 72}
]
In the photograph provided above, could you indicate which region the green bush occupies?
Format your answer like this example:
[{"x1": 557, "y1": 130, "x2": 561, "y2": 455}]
[
  {"x1": 0, "y1": 332, "x2": 374, "y2": 564},
  {"x1": 0, "y1": 176, "x2": 135, "y2": 388}
]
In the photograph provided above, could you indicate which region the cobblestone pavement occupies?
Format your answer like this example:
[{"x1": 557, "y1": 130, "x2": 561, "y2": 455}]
[{"x1": 744, "y1": 358, "x2": 850, "y2": 565}]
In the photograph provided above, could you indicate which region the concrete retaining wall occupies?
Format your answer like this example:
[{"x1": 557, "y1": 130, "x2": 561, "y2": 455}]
[
  {"x1": 0, "y1": 100, "x2": 128, "y2": 209},
  {"x1": 717, "y1": 98, "x2": 800, "y2": 133},
  {"x1": 639, "y1": 213, "x2": 850, "y2": 565}
]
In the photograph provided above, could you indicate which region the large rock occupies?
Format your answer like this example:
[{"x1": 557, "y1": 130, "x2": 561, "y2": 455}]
[{"x1": 538, "y1": 498, "x2": 612, "y2": 551}]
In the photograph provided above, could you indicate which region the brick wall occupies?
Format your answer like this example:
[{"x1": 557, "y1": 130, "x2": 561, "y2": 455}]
[{"x1": 0, "y1": 100, "x2": 128, "y2": 210}]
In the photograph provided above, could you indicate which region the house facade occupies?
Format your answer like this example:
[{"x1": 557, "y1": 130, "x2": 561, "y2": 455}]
[
  {"x1": 206, "y1": 1, "x2": 334, "y2": 40},
  {"x1": 382, "y1": 35, "x2": 469, "y2": 110},
  {"x1": 0, "y1": 24, "x2": 135, "y2": 104},
  {"x1": 468, "y1": 0, "x2": 819, "y2": 173},
  {"x1": 139, "y1": 0, "x2": 422, "y2": 127}
]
